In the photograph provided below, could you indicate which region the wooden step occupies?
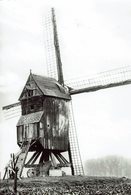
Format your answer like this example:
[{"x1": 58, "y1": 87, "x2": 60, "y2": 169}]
[{"x1": 16, "y1": 141, "x2": 31, "y2": 178}]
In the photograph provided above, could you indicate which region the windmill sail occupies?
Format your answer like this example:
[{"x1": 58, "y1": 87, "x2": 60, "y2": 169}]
[
  {"x1": 51, "y1": 8, "x2": 64, "y2": 85},
  {"x1": 2, "y1": 102, "x2": 21, "y2": 110},
  {"x1": 44, "y1": 10, "x2": 58, "y2": 80},
  {"x1": 50, "y1": 8, "x2": 84, "y2": 175},
  {"x1": 68, "y1": 102, "x2": 84, "y2": 175},
  {"x1": 2, "y1": 103, "x2": 21, "y2": 120},
  {"x1": 66, "y1": 66, "x2": 131, "y2": 95},
  {"x1": 44, "y1": 8, "x2": 64, "y2": 85}
]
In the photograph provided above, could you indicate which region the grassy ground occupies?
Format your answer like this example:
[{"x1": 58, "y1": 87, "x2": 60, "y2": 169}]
[{"x1": 0, "y1": 176, "x2": 131, "y2": 194}]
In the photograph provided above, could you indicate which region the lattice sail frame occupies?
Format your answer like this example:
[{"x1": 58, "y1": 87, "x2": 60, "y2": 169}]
[
  {"x1": 66, "y1": 66, "x2": 131, "y2": 94},
  {"x1": 68, "y1": 101, "x2": 84, "y2": 175},
  {"x1": 43, "y1": 9, "x2": 58, "y2": 80}
]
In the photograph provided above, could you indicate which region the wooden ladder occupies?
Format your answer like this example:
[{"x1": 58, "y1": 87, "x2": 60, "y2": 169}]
[{"x1": 16, "y1": 140, "x2": 31, "y2": 178}]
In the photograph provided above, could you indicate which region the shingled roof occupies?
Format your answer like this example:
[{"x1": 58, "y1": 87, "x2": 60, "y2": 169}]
[
  {"x1": 17, "y1": 111, "x2": 44, "y2": 126},
  {"x1": 19, "y1": 73, "x2": 71, "y2": 100}
]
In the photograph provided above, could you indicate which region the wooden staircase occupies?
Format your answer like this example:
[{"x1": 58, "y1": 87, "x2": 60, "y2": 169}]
[
  {"x1": 16, "y1": 140, "x2": 31, "y2": 178},
  {"x1": 3, "y1": 140, "x2": 31, "y2": 179}
]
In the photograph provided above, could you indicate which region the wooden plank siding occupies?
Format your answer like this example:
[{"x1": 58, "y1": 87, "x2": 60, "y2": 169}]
[
  {"x1": 40, "y1": 98, "x2": 69, "y2": 151},
  {"x1": 17, "y1": 97, "x2": 69, "y2": 151},
  {"x1": 21, "y1": 96, "x2": 44, "y2": 115},
  {"x1": 17, "y1": 73, "x2": 71, "y2": 152}
]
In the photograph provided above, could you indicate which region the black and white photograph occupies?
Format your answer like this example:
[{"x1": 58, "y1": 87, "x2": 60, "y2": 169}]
[{"x1": 1, "y1": 0, "x2": 131, "y2": 194}]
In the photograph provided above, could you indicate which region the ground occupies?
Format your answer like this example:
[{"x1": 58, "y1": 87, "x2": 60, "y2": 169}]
[{"x1": 0, "y1": 176, "x2": 131, "y2": 194}]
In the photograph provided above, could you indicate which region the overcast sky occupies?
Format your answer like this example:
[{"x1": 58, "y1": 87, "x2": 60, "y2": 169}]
[{"x1": 1, "y1": 0, "x2": 131, "y2": 176}]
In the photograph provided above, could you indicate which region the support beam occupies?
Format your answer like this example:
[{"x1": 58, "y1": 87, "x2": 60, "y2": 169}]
[
  {"x1": 31, "y1": 152, "x2": 41, "y2": 165},
  {"x1": 50, "y1": 153, "x2": 57, "y2": 167},
  {"x1": 53, "y1": 153, "x2": 64, "y2": 165},
  {"x1": 59, "y1": 153, "x2": 69, "y2": 164},
  {"x1": 26, "y1": 152, "x2": 38, "y2": 165},
  {"x1": 68, "y1": 142, "x2": 75, "y2": 175},
  {"x1": 39, "y1": 151, "x2": 45, "y2": 164}
]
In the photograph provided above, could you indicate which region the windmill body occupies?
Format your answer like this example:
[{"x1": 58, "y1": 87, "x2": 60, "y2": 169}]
[
  {"x1": 13, "y1": 73, "x2": 75, "y2": 177},
  {"x1": 17, "y1": 73, "x2": 70, "y2": 151}
]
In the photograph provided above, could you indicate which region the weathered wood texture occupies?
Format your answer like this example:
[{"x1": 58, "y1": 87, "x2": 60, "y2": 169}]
[
  {"x1": 21, "y1": 96, "x2": 43, "y2": 115},
  {"x1": 17, "y1": 98, "x2": 69, "y2": 151},
  {"x1": 40, "y1": 98, "x2": 69, "y2": 151},
  {"x1": 17, "y1": 73, "x2": 70, "y2": 151}
]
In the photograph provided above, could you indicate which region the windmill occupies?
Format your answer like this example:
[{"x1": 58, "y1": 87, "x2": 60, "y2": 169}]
[{"x1": 2, "y1": 8, "x2": 131, "y2": 179}]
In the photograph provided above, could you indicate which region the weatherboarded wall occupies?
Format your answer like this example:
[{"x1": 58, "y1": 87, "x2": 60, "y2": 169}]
[
  {"x1": 17, "y1": 97, "x2": 69, "y2": 151},
  {"x1": 40, "y1": 97, "x2": 69, "y2": 151}
]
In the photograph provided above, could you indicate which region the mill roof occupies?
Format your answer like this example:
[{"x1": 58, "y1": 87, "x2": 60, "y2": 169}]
[
  {"x1": 17, "y1": 111, "x2": 44, "y2": 126},
  {"x1": 19, "y1": 73, "x2": 71, "y2": 100}
]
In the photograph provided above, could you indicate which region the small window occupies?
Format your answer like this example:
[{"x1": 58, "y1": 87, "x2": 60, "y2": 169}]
[
  {"x1": 33, "y1": 89, "x2": 37, "y2": 96},
  {"x1": 27, "y1": 90, "x2": 33, "y2": 97},
  {"x1": 39, "y1": 122, "x2": 44, "y2": 137},
  {"x1": 47, "y1": 124, "x2": 50, "y2": 128},
  {"x1": 17, "y1": 125, "x2": 23, "y2": 142},
  {"x1": 30, "y1": 105, "x2": 34, "y2": 110},
  {"x1": 40, "y1": 122, "x2": 43, "y2": 128}
]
